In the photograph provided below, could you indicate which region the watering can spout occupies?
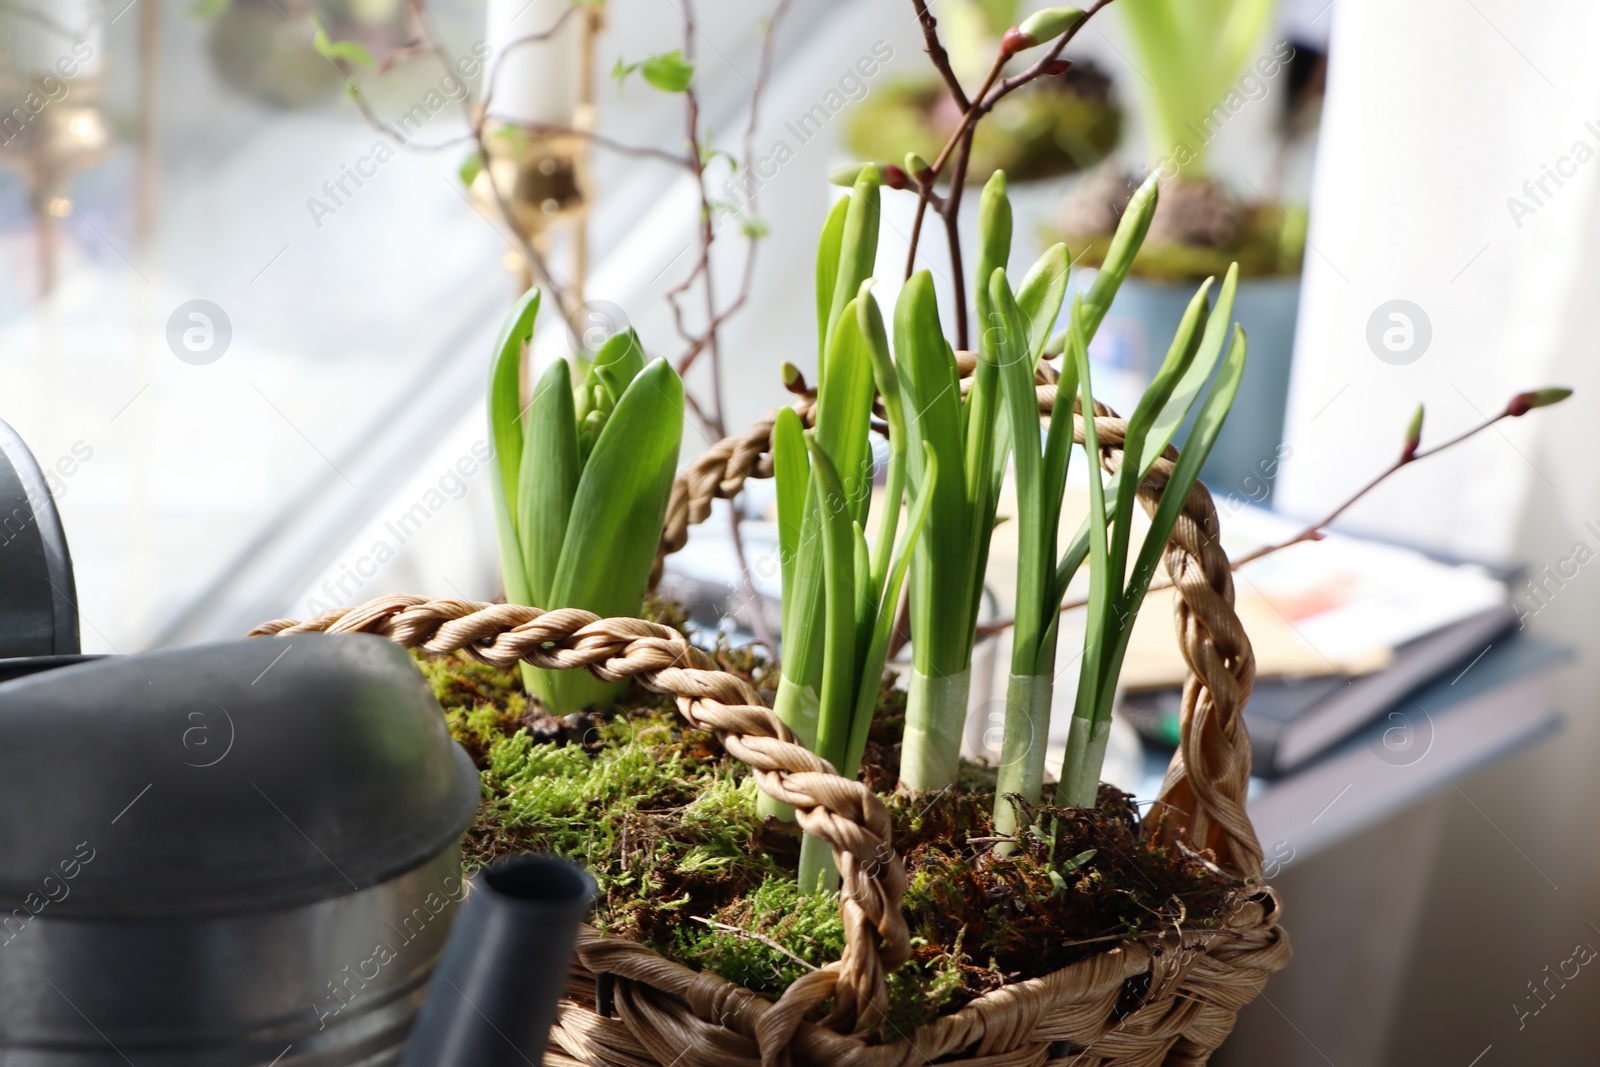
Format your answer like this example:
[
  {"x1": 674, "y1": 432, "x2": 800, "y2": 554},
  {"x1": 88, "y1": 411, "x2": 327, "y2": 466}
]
[{"x1": 402, "y1": 854, "x2": 596, "y2": 1067}]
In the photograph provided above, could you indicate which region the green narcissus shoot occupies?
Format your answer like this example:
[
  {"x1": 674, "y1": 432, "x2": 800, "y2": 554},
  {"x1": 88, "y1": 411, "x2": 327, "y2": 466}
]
[
  {"x1": 487, "y1": 289, "x2": 684, "y2": 715},
  {"x1": 1056, "y1": 289, "x2": 1249, "y2": 809},
  {"x1": 894, "y1": 269, "x2": 975, "y2": 793},
  {"x1": 781, "y1": 283, "x2": 938, "y2": 893},
  {"x1": 992, "y1": 172, "x2": 1154, "y2": 830},
  {"x1": 896, "y1": 169, "x2": 1088, "y2": 796},
  {"x1": 988, "y1": 163, "x2": 1254, "y2": 824},
  {"x1": 769, "y1": 165, "x2": 882, "y2": 821},
  {"x1": 895, "y1": 170, "x2": 1014, "y2": 794},
  {"x1": 1043, "y1": 171, "x2": 1161, "y2": 358},
  {"x1": 987, "y1": 256, "x2": 1073, "y2": 838}
]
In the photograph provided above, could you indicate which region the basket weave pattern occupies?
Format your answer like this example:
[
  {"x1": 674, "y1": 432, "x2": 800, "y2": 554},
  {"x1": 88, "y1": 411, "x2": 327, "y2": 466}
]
[{"x1": 254, "y1": 370, "x2": 1289, "y2": 1066}]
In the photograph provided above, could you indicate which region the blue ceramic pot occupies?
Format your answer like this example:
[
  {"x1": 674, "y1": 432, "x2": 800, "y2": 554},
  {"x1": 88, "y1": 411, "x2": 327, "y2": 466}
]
[{"x1": 1065, "y1": 271, "x2": 1302, "y2": 502}]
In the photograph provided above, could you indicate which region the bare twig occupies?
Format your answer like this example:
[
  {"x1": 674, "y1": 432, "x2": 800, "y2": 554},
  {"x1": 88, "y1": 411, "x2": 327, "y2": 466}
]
[
  {"x1": 519, "y1": 121, "x2": 695, "y2": 168},
  {"x1": 477, "y1": 6, "x2": 581, "y2": 112},
  {"x1": 938, "y1": 127, "x2": 977, "y2": 349},
  {"x1": 689, "y1": 916, "x2": 820, "y2": 972},
  {"x1": 1226, "y1": 401, "x2": 1529, "y2": 568},
  {"x1": 347, "y1": 14, "x2": 687, "y2": 168},
  {"x1": 987, "y1": 0, "x2": 1117, "y2": 104},
  {"x1": 904, "y1": 192, "x2": 931, "y2": 279},
  {"x1": 674, "y1": 0, "x2": 791, "y2": 379},
  {"x1": 403, "y1": 0, "x2": 577, "y2": 341},
  {"x1": 927, "y1": 52, "x2": 1006, "y2": 176},
  {"x1": 721, "y1": 0, "x2": 791, "y2": 656},
  {"x1": 901, "y1": 0, "x2": 1120, "y2": 311},
  {"x1": 666, "y1": 0, "x2": 727, "y2": 439},
  {"x1": 912, "y1": 0, "x2": 969, "y2": 111},
  {"x1": 973, "y1": 392, "x2": 1562, "y2": 636},
  {"x1": 480, "y1": 14, "x2": 695, "y2": 170}
]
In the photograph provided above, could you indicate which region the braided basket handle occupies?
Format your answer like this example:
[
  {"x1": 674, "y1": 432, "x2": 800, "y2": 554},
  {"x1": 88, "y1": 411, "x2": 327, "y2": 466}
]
[
  {"x1": 651, "y1": 354, "x2": 1263, "y2": 880},
  {"x1": 249, "y1": 601, "x2": 908, "y2": 1039}
]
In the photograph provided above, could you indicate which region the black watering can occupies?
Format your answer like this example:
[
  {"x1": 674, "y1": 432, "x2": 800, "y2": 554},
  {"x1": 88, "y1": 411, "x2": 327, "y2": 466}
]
[{"x1": 0, "y1": 422, "x2": 592, "y2": 1065}]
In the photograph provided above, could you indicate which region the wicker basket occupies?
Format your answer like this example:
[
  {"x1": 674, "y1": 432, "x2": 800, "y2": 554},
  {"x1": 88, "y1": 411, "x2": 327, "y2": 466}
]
[{"x1": 255, "y1": 364, "x2": 1290, "y2": 1066}]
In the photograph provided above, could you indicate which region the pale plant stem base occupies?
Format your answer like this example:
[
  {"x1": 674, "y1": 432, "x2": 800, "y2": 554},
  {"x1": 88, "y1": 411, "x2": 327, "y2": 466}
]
[
  {"x1": 899, "y1": 667, "x2": 971, "y2": 793},
  {"x1": 762, "y1": 675, "x2": 819, "y2": 820},
  {"x1": 993, "y1": 672, "x2": 1055, "y2": 840},
  {"x1": 523, "y1": 662, "x2": 622, "y2": 717},
  {"x1": 797, "y1": 832, "x2": 840, "y2": 894},
  {"x1": 1057, "y1": 715, "x2": 1112, "y2": 809}
]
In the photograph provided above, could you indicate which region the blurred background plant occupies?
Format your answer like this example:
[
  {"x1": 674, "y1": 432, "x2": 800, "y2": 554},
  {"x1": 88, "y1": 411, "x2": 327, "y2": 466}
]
[
  {"x1": 845, "y1": 0, "x2": 1121, "y2": 187},
  {"x1": 201, "y1": 0, "x2": 407, "y2": 109},
  {"x1": 1052, "y1": 0, "x2": 1300, "y2": 278},
  {"x1": 1040, "y1": 0, "x2": 1320, "y2": 500}
]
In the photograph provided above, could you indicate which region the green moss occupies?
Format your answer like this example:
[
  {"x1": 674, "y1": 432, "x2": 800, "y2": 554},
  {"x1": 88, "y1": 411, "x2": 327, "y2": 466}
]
[
  {"x1": 418, "y1": 654, "x2": 529, "y2": 764},
  {"x1": 429, "y1": 655, "x2": 780, "y2": 938},
  {"x1": 670, "y1": 878, "x2": 845, "y2": 994},
  {"x1": 667, "y1": 875, "x2": 973, "y2": 1035}
]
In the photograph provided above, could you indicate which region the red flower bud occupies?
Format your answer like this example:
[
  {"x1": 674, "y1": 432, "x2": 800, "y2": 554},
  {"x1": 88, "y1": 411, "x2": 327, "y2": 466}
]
[
  {"x1": 780, "y1": 362, "x2": 809, "y2": 395},
  {"x1": 1046, "y1": 59, "x2": 1073, "y2": 76},
  {"x1": 883, "y1": 164, "x2": 910, "y2": 190},
  {"x1": 1400, "y1": 404, "x2": 1423, "y2": 462},
  {"x1": 1506, "y1": 386, "x2": 1572, "y2": 416},
  {"x1": 1000, "y1": 27, "x2": 1035, "y2": 56}
]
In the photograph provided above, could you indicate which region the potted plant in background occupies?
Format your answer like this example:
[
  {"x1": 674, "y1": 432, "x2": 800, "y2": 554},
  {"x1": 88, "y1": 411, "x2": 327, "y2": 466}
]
[
  {"x1": 846, "y1": 0, "x2": 1123, "y2": 187},
  {"x1": 203, "y1": 0, "x2": 408, "y2": 109},
  {"x1": 1050, "y1": 0, "x2": 1308, "y2": 498}
]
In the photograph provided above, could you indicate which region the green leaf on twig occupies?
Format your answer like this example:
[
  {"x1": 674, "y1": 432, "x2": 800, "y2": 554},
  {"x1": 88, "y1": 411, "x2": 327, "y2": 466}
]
[
  {"x1": 311, "y1": 16, "x2": 375, "y2": 69},
  {"x1": 615, "y1": 49, "x2": 695, "y2": 93}
]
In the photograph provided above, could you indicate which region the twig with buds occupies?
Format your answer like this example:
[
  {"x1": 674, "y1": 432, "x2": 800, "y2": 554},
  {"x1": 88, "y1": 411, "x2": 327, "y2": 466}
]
[
  {"x1": 897, "y1": 2, "x2": 1116, "y2": 348},
  {"x1": 973, "y1": 387, "x2": 1575, "y2": 636},
  {"x1": 1229, "y1": 387, "x2": 1572, "y2": 567}
]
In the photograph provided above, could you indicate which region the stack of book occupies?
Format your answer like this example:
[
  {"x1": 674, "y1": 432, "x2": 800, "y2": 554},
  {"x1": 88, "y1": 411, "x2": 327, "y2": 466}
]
[{"x1": 1121, "y1": 506, "x2": 1569, "y2": 856}]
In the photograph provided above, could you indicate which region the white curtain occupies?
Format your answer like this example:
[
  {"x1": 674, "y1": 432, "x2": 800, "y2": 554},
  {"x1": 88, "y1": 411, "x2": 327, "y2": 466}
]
[{"x1": 1245, "y1": 0, "x2": 1600, "y2": 1061}]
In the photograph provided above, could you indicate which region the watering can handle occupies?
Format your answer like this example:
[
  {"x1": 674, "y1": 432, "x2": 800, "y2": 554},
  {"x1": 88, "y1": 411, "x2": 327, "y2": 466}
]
[{"x1": 0, "y1": 419, "x2": 79, "y2": 657}]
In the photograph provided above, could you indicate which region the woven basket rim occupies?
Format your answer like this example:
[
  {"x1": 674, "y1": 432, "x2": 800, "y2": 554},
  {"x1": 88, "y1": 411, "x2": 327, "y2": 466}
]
[{"x1": 563, "y1": 873, "x2": 1286, "y2": 1041}]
